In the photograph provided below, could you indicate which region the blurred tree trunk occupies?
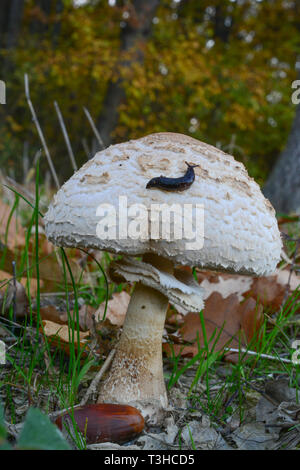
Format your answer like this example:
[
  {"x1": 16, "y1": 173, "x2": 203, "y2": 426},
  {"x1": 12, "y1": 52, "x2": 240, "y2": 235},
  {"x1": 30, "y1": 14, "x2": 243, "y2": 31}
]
[
  {"x1": 213, "y1": 4, "x2": 232, "y2": 43},
  {"x1": 52, "y1": 0, "x2": 64, "y2": 47},
  {"x1": 264, "y1": 3, "x2": 300, "y2": 214},
  {"x1": 96, "y1": 0, "x2": 160, "y2": 149},
  {"x1": 30, "y1": 0, "x2": 52, "y2": 36},
  {"x1": 263, "y1": 102, "x2": 300, "y2": 214},
  {"x1": 0, "y1": 0, "x2": 24, "y2": 50}
]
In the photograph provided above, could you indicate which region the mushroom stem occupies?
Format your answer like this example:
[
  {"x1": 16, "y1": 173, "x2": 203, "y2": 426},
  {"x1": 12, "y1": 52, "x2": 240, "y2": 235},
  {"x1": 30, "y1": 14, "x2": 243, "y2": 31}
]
[{"x1": 98, "y1": 255, "x2": 172, "y2": 408}]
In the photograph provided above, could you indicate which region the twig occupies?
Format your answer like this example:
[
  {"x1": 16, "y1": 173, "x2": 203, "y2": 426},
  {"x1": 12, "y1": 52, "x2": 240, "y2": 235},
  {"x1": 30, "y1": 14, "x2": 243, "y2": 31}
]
[
  {"x1": 33, "y1": 149, "x2": 42, "y2": 167},
  {"x1": 12, "y1": 261, "x2": 17, "y2": 334},
  {"x1": 1, "y1": 381, "x2": 31, "y2": 392},
  {"x1": 280, "y1": 249, "x2": 293, "y2": 265},
  {"x1": 4, "y1": 421, "x2": 20, "y2": 438},
  {"x1": 81, "y1": 138, "x2": 91, "y2": 159},
  {"x1": 242, "y1": 381, "x2": 300, "y2": 434},
  {"x1": 24, "y1": 74, "x2": 60, "y2": 189},
  {"x1": 54, "y1": 101, "x2": 77, "y2": 171},
  {"x1": 139, "y1": 433, "x2": 181, "y2": 449},
  {"x1": 84, "y1": 313, "x2": 100, "y2": 360},
  {"x1": 281, "y1": 232, "x2": 300, "y2": 243},
  {"x1": 282, "y1": 239, "x2": 300, "y2": 307},
  {"x1": 23, "y1": 141, "x2": 29, "y2": 185},
  {"x1": 224, "y1": 347, "x2": 294, "y2": 364},
  {"x1": 80, "y1": 348, "x2": 116, "y2": 406},
  {"x1": 284, "y1": 318, "x2": 300, "y2": 326},
  {"x1": 81, "y1": 139, "x2": 92, "y2": 160},
  {"x1": 48, "y1": 403, "x2": 83, "y2": 421},
  {"x1": 2, "y1": 173, "x2": 46, "y2": 211},
  {"x1": 39, "y1": 291, "x2": 76, "y2": 297},
  {"x1": 0, "y1": 316, "x2": 27, "y2": 331},
  {"x1": 223, "y1": 134, "x2": 246, "y2": 162},
  {"x1": 264, "y1": 311, "x2": 291, "y2": 342},
  {"x1": 83, "y1": 106, "x2": 105, "y2": 151}
]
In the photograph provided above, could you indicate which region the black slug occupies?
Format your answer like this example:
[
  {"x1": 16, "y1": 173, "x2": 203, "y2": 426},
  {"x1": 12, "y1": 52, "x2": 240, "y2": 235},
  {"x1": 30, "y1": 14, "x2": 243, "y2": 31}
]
[{"x1": 146, "y1": 161, "x2": 199, "y2": 192}]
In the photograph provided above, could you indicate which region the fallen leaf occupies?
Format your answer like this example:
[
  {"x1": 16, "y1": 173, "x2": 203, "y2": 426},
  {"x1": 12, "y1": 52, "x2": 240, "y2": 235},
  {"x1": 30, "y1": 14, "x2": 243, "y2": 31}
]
[
  {"x1": 39, "y1": 305, "x2": 68, "y2": 325},
  {"x1": 41, "y1": 320, "x2": 89, "y2": 354},
  {"x1": 181, "y1": 420, "x2": 231, "y2": 449},
  {"x1": 231, "y1": 422, "x2": 275, "y2": 450},
  {"x1": 0, "y1": 199, "x2": 25, "y2": 249},
  {"x1": 33, "y1": 293, "x2": 129, "y2": 333},
  {"x1": 181, "y1": 293, "x2": 242, "y2": 348},
  {"x1": 224, "y1": 298, "x2": 264, "y2": 363},
  {"x1": 93, "y1": 318, "x2": 120, "y2": 354},
  {"x1": 39, "y1": 304, "x2": 98, "y2": 332},
  {"x1": 243, "y1": 276, "x2": 286, "y2": 310},
  {"x1": 166, "y1": 311, "x2": 184, "y2": 326},
  {"x1": 76, "y1": 304, "x2": 97, "y2": 331},
  {"x1": 0, "y1": 243, "x2": 83, "y2": 292},
  {"x1": 164, "y1": 292, "x2": 263, "y2": 362},
  {"x1": 94, "y1": 291, "x2": 130, "y2": 327},
  {"x1": 278, "y1": 215, "x2": 300, "y2": 225},
  {"x1": 196, "y1": 268, "x2": 299, "y2": 310},
  {"x1": 0, "y1": 270, "x2": 43, "y2": 297},
  {"x1": 256, "y1": 394, "x2": 300, "y2": 443},
  {"x1": 264, "y1": 379, "x2": 297, "y2": 403},
  {"x1": 162, "y1": 343, "x2": 197, "y2": 358},
  {"x1": 198, "y1": 271, "x2": 253, "y2": 301},
  {"x1": 275, "y1": 269, "x2": 300, "y2": 293},
  {"x1": 0, "y1": 279, "x2": 29, "y2": 317},
  {"x1": 240, "y1": 297, "x2": 264, "y2": 343}
]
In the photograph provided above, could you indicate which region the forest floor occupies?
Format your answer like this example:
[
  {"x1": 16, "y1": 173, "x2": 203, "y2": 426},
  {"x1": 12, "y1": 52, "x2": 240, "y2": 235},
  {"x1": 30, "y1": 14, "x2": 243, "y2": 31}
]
[{"x1": 0, "y1": 174, "x2": 300, "y2": 450}]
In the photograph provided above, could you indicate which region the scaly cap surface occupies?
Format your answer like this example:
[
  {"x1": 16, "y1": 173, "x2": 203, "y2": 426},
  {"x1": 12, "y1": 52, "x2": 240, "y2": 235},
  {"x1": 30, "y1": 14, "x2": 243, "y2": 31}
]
[{"x1": 45, "y1": 132, "x2": 282, "y2": 276}]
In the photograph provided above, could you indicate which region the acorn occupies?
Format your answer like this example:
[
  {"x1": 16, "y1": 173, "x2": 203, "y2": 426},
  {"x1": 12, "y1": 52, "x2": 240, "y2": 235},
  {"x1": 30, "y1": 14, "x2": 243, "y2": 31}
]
[{"x1": 55, "y1": 403, "x2": 144, "y2": 444}]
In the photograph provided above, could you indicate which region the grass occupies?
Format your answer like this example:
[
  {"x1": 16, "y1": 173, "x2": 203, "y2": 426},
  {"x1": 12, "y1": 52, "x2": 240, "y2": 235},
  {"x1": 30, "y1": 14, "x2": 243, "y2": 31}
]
[
  {"x1": 164, "y1": 254, "x2": 300, "y2": 438},
  {"x1": 0, "y1": 167, "x2": 106, "y2": 448},
  {"x1": 0, "y1": 170, "x2": 300, "y2": 449},
  {"x1": 166, "y1": 285, "x2": 300, "y2": 431}
]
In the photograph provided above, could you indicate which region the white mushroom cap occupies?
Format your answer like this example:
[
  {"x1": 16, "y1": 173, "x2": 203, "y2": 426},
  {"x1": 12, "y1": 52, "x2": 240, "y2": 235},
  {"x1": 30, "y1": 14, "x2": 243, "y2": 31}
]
[{"x1": 45, "y1": 132, "x2": 281, "y2": 276}]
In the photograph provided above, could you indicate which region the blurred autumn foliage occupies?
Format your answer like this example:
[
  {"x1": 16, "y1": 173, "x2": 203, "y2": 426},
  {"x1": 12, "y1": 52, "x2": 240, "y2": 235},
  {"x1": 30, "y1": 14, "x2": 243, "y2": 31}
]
[{"x1": 0, "y1": 0, "x2": 300, "y2": 184}]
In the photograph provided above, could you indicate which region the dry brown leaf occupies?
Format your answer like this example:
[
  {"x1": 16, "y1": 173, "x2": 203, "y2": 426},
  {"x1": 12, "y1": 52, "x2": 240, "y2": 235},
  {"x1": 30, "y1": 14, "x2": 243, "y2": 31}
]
[
  {"x1": 41, "y1": 320, "x2": 89, "y2": 354},
  {"x1": 166, "y1": 310, "x2": 184, "y2": 326},
  {"x1": 243, "y1": 276, "x2": 286, "y2": 310},
  {"x1": 181, "y1": 293, "x2": 242, "y2": 348},
  {"x1": 93, "y1": 318, "x2": 120, "y2": 354},
  {"x1": 276, "y1": 269, "x2": 300, "y2": 293},
  {"x1": 0, "y1": 199, "x2": 25, "y2": 249},
  {"x1": 198, "y1": 271, "x2": 253, "y2": 302},
  {"x1": 0, "y1": 278, "x2": 29, "y2": 318},
  {"x1": 39, "y1": 304, "x2": 98, "y2": 332},
  {"x1": 162, "y1": 343, "x2": 197, "y2": 358},
  {"x1": 0, "y1": 270, "x2": 43, "y2": 297},
  {"x1": 277, "y1": 215, "x2": 300, "y2": 225},
  {"x1": 0, "y1": 243, "x2": 82, "y2": 290},
  {"x1": 94, "y1": 291, "x2": 130, "y2": 327},
  {"x1": 76, "y1": 304, "x2": 97, "y2": 331},
  {"x1": 39, "y1": 292, "x2": 130, "y2": 336},
  {"x1": 224, "y1": 298, "x2": 264, "y2": 363},
  {"x1": 164, "y1": 292, "x2": 263, "y2": 363},
  {"x1": 196, "y1": 268, "x2": 299, "y2": 312},
  {"x1": 195, "y1": 265, "x2": 300, "y2": 312},
  {"x1": 240, "y1": 297, "x2": 264, "y2": 343},
  {"x1": 39, "y1": 305, "x2": 68, "y2": 325}
]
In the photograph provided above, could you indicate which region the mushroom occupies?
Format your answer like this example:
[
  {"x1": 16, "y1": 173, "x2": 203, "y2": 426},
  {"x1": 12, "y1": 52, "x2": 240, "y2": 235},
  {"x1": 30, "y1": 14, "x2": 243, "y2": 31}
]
[{"x1": 45, "y1": 132, "x2": 282, "y2": 414}]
